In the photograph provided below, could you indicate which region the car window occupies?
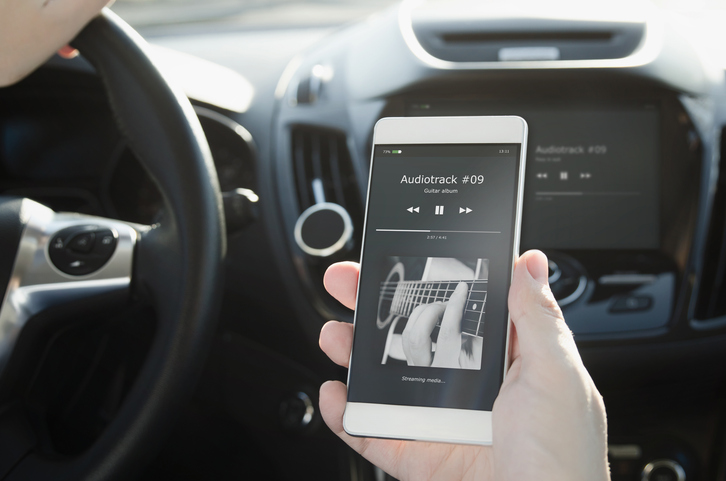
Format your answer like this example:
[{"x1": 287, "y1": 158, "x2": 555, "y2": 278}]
[
  {"x1": 111, "y1": 0, "x2": 400, "y2": 30},
  {"x1": 111, "y1": 0, "x2": 726, "y2": 66}
]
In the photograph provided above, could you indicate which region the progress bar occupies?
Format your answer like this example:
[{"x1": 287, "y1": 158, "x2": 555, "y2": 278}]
[
  {"x1": 376, "y1": 229, "x2": 501, "y2": 234},
  {"x1": 535, "y1": 191, "x2": 642, "y2": 196}
]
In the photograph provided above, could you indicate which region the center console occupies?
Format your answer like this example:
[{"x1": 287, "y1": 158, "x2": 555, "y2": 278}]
[{"x1": 393, "y1": 92, "x2": 702, "y2": 339}]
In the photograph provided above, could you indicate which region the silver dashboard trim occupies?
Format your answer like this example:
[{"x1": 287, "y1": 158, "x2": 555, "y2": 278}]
[
  {"x1": 641, "y1": 459, "x2": 686, "y2": 481},
  {"x1": 398, "y1": 0, "x2": 665, "y2": 71},
  {"x1": 548, "y1": 259, "x2": 562, "y2": 285},
  {"x1": 608, "y1": 444, "x2": 643, "y2": 460},
  {"x1": 599, "y1": 274, "x2": 657, "y2": 285},
  {"x1": 558, "y1": 275, "x2": 588, "y2": 308},
  {"x1": 293, "y1": 202, "x2": 353, "y2": 257}
]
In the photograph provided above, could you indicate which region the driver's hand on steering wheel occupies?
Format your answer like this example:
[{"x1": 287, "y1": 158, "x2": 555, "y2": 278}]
[
  {"x1": 320, "y1": 250, "x2": 610, "y2": 481},
  {"x1": 0, "y1": 0, "x2": 110, "y2": 87}
]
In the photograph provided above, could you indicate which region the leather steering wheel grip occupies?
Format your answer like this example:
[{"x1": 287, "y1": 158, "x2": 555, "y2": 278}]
[{"x1": 7, "y1": 9, "x2": 226, "y2": 481}]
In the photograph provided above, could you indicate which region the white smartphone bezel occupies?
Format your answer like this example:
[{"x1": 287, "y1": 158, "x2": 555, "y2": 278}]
[{"x1": 344, "y1": 115, "x2": 528, "y2": 445}]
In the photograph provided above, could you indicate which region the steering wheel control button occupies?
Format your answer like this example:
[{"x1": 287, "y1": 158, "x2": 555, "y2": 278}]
[
  {"x1": 641, "y1": 459, "x2": 686, "y2": 481},
  {"x1": 610, "y1": 295, "x2": 653, "y2": 313},
  {"x1": 68, "y1": 232, "x2": 95, "y2": 253},
  {"x1": 94, "y1": 229, "x2": 118, "y2": 256},
  {"x1": 294, "y1": 202, "x2": 353, "y2": 257},
  {"x1": 49, "y1": 226, "x2": 119, "y2": 276}
]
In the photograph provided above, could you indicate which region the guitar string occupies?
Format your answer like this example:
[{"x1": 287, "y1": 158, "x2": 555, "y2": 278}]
[
  {"x1": 379, "y1": 279, "x2": 489, "y2": 283},
  {"x1": 378, "y1": 287, "x2": 488, "y2": 292},
  {"x1": 382, "y1": 285, "x2": 486, "y2": 334}
]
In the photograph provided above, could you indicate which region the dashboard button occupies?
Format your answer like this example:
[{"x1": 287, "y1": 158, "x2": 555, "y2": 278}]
[
  {"x1": 93, "y1": 229, "x2": 118, "y2": 256},
  {"x1": 68, "y1": 232, "x2": 95, "y2": 253},
  {"x1": 610, "y1": 295, "x2": 653, "y2": 313}
]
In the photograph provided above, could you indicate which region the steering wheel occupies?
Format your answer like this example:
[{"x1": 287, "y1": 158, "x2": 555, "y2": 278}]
[{"x1": 0, "y1": 9, "x2": 225, "y2": 480}]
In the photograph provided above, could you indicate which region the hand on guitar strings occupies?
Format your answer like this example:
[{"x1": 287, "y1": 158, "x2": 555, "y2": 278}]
[
  {"x1": 319, "y1": 250, "x2": 610, "y2": 481},
  {"x1": 401, "y1": 281, "x2": 472, "y2": 368}
]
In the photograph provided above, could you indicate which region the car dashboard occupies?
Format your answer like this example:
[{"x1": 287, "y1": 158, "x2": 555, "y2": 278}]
[{"x1": 3, "y1": 1, "x2": 726, "y2": 480}]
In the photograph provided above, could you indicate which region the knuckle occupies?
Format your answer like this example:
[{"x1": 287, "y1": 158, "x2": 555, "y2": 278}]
[
  {"x1": 537, "y1": 285, "x2": 564, "y2": 319},
  {"x1": 403, "y1": 327, "x2": 428, "y2": 349}
]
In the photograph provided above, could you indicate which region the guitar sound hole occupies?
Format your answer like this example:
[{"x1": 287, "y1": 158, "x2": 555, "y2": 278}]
[{"x1": 377, "y1": 262, "x2": 405, "y2": 329}]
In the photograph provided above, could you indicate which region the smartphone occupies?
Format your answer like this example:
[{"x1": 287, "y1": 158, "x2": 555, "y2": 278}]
[{"x1": 344, "y1": 116, "x2": 528, "y2": 445}]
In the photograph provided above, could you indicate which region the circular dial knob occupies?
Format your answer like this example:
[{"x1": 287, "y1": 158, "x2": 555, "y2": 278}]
[
  {"x1": 641, "y1": 459, "x2": 686, "y2": 481},
  {"x1": 545, "y1": 251, "x2": 588, "y2": 307},
  {"x1": 294, "y1": 202, "x2": 353, "y2": 257}
]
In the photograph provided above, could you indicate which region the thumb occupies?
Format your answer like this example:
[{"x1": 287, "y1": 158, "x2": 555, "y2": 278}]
[{"x1": 507, "y1": 250, "x2": 579, "y2": 362}]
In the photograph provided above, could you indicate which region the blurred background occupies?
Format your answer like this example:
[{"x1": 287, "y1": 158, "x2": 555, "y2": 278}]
[{"x1": 110, "y1": 0, "x2": 726, "y2": 67}]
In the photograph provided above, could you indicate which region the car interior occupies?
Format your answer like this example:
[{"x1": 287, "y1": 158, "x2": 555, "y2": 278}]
[{"x1": 2, "y1": 0, "x2": 726, "y2": 479}]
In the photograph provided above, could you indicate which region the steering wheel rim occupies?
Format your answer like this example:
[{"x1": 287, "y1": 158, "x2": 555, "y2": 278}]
[{"x1": 0, "y1": 9, "x2": 225, "y2": 480}]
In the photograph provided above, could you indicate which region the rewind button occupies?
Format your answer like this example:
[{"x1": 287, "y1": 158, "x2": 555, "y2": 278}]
[{"x1": 407, "y1": 206, "x2": 420, "y2": 213}]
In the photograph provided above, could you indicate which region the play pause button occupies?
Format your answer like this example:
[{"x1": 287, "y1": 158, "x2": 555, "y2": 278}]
[
  {"x1": 459, "y1": 207, "x2": 472, "y2": 214},
  {"x1": 407, "y1": 206, "x2": 420, "y2": 213}
]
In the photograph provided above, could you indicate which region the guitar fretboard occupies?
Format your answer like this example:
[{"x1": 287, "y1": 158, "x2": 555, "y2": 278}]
[{"x1": 379, "y1": 280, "x2": 487, "y2": 337}]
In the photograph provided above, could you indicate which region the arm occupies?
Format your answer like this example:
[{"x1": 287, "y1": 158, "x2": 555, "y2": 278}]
[{"x1": 0, "y1": 0, "x2": 109, "y2": 87}]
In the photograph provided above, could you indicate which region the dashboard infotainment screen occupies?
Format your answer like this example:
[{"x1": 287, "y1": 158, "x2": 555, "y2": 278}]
[{"x1": 407, "y1": 102, "x2": 660, "y2": 250}]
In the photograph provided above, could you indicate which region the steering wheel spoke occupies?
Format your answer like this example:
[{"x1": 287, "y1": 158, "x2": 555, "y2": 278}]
[{"x1": 0, "y1": 198, "x2": 137, "y2": 385}]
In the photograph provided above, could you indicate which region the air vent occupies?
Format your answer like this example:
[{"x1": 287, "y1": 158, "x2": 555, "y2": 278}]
[
  {"x1": 289, "y1": 126, "x2": 364, "y2": 315},
  {"x1": 441, "y1": 31, "x2": 616, "y2": 45},
  {"x1": 412, "y1": 17, "x2": 646, "y2": 63},
  {"x1": 291, "y1": 126, "x2": 363, "y2": 225},
  {"x1": 695, "y1": 127, "x2": 726, "y2": 321}
]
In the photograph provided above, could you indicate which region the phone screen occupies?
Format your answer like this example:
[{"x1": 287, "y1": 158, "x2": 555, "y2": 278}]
[{"x1": 348, "y1": 143, "x2": 522, "y2": 412}]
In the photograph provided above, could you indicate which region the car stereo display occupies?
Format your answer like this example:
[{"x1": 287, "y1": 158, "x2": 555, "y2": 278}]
[{"x1": 407, "y1": 102, "x2": 660, "y2": 250}]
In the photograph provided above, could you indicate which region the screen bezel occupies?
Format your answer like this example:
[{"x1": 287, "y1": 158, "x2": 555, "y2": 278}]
[{"x1": 344, "y1": 116, "x2": 528, "y2": 445}]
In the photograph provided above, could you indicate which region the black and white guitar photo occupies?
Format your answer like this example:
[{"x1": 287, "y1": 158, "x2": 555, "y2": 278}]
[{"x1": 376, "y1": 256, "x2": 488, "y2": 370}]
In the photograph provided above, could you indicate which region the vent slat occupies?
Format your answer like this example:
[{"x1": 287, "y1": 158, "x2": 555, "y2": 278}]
[
  {"x1": 328, "y1": 136, "x2": 346, "y2": 209},
  {"x1": 696, "y1": 126, "x2": 726, "y2": 320},
  {"x1": 293, "y1": 130, "x2": 313, "y2": 209},
  {"x1": 441, "y1": 31, "x2": 614, "y2": 44},
  {"x1": 310, "y1": 132, "x2": 324, "y2": 183}
]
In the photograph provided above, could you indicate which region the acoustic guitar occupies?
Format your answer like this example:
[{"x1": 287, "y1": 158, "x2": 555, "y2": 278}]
[{"x1": 376, "y1": 258, "x2": 487, "y2": 364}]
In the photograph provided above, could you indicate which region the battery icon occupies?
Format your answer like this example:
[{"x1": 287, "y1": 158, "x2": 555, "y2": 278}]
[{"x1": 392, "y1": 150, "x2": 402, "y2": 154}]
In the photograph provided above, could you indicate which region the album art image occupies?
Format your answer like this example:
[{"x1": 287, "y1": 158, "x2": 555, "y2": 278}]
[{"x1": 377, "y1": 256, "x2": 488, "y2": 370}]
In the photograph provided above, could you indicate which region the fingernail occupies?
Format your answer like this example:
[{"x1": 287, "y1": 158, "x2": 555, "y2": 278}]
[
  {"x1": 525, "y1": 251, "x2": 549, "y2": 285},
  {"x1": 57, "y1": 45, "x2": 79, "y2": 59}
]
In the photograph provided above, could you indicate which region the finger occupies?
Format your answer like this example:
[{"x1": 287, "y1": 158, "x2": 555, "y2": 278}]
[
  {"x1": 323, "y1": 262, "x2": 360, "y2": 310},
  {"x1": 319, "y1": 381, "x2": 405, "y2": 476},
  {"x1": 319, "y1": 321, "x2": 354, "y2": 368},
  {"x1": 431, "y1": 282, "x2": 467, "y2": 368},
  {"x1": 57, "y1": 45, "x2": 79, "y2": 59},
  {"x1": 402, "y1": 303, "x2": 445, "y2": 366},
  {"x1": 507, "y1": 250, "x2": 579, "y2": 362}
]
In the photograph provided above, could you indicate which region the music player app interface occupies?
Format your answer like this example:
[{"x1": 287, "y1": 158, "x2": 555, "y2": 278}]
[{"x1": 349, "y1": 144, "x2": 522, "y2": 411}]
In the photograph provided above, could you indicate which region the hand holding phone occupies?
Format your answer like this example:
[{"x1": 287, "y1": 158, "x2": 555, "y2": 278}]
[{"x1": 319, "y1": 251, "x2": 610, "y2": 481}]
